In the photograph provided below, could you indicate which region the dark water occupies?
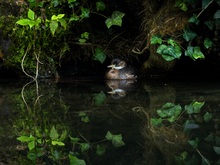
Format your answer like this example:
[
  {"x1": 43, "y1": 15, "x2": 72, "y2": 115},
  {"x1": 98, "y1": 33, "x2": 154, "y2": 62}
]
[{"x1": 0, "y1": 77, "x2": 220, "y2": 165}]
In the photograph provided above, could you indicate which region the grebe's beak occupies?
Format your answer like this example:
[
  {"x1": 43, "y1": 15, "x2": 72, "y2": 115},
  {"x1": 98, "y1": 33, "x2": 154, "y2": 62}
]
[{"x1": 107, "y1": 64, "x2": 116, "y2": 68}]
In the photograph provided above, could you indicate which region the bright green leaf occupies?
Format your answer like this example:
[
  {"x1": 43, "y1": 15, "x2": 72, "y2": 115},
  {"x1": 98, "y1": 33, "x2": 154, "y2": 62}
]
[
  {"x1": 96, "y1": 1, "x2": 106, "y2": 11},
  {"x1": 150, "y1": 35, "x2": 162, "y2": 44},
  {"x1": 93, "y1": 48, "x2": 106, "y2": 63},
  {"x1": 204, "y1": 38, "x2": 213, "y2": 49},
  {"x1": 79, "y1": 38, "x2": 86, "y2": 44},
  {"x1": 157, "y1": 44, "x2": 182, "y2": 61},
  {"x1": 93, "y1": 91, "x2": 106, "y2": 105},
  {"x1": 193, "y1": 46, "x2": 205, "y2": 60},
  {"x1": 17, "y1": 135, "x2": 36, "y2": 142},
  {"x1": 81, "y1": 32, "x2": 89, "y2": 39},
  {"x1": 50, "y1": 126, "x2": 59, "y2": 140},
  {"x1": 28, "y1": 9, "x2": 35, "y2": 20},
  {"x1": 69, "y1": 136, "x2": 80, "y2": 143},
  {"x1": 16, "y1": 19, "x2": 31, "y2": 26},
  {"x1": 28, "y1": 140, "x2": 35, "y2": 150},
  {"x1": 204, "y1": 112, "x2": 213, "y2": 122},
  {"x1": 52, "y1": 140, "x2": 65, "y2": 146},
  {"x1": 105, "y1": 131, "x2": 113, "y2": 140},
  {"x1": 50, "y1": 20, "x2": 58, "y2": 35}
]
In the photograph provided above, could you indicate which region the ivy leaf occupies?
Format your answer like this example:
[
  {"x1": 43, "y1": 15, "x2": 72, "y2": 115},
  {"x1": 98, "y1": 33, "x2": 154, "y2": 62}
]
[
  {"x1": 105, "y1": 11, "x2": 125, "y2": 28},
  {"x1": 214, "y1": 10, "x2": 220, "y2": 19},
  {"x1": 157, "y1": 44, "x2": 182, "y2": 61},
  {"x1": 93, "y1": 91, "x2": 106, "y2": 105},
  {"x1": 204, "y1": 38, "x2": 213, "y2": 49},
  {"x1": 204, "y1": 20, "x2": 214, "y2": 30},
  {"x1": 50, "y1": 126, "x2": 59, "y2": 140},
  {"x1": 204, "y1": 112, "x2": 213, "y2": 122},
  {"x1": 59, "y1": 130, "x2": 67, "y2": 142},
  {"x1": 81, "y1": 32, "x2": 89, "y2": 39},
  {"x1": 214, "y1": 146, "x2": 220, "y2": 155},
  {"x1": 96, "y1": 1, "x2": 106, "y2": 11},
  {"x1": 50, "y1": 20, "x2": 58, "y2": 35},
  {"x1": 150, "y1": 118, "x2": 163, "y2": 126},
  {"x1": 105, "y1": 131, "x2": 125, "y2": 148},
  {"x1": 202, "y1": 0, "x2": 210, "y2": 9},
  {"x1": 188, "y1": 14, "x2": 200, "y2": 25},
  {"x1": 185, "y1": 46, "x2": 205, "y2": 60},
  {"x1": 150, "y1": 35, "x2": 162, "y2": 44},
  {"x1": 17, "y1": 135, "x2": 35, "y2": 142},
  {"x1": 59, "y1": 18, "x2": 67, "y2": 29},
  {"x1": 80, "y1": 143, "x2": 90, "y2": 152},
  {"x1": 80, "y1": 7, "x2": 90, "y2": 18},
  {"x1": 69, "y1": 136, "x2": 80, "y2": 143},
  {"x1": 69, "y1": 154, "x2": 86, "y2": 165},
  {"x1": 93, "y1": 47, "x2": 106, "y2": 63},
  {"x1": 96, "y1": 144, "x2": 106, "y2": 156},
  {"x1": 185, "y1": 101, "x2": 205, "y2": 114},
  {"x1": 52, "y1": 140, "x2": 65, "y2": 146},
  {"x1": 183, "y1": 28, "x2": 197, "y2": 41},
  {"x1": 188, "y1": 138, "x2": 199, "y2": 149}
]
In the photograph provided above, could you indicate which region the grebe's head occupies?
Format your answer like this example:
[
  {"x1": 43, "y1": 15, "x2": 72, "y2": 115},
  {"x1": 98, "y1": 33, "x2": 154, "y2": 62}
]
[{"x1": 107, "y1": 59, "x2": 126, "y2": 70}]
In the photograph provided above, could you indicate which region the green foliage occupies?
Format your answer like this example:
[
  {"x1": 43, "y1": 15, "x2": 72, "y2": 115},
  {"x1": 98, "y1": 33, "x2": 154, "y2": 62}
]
[
  {"x1": 79, "y1": 112, "x2": 90, "y2": 123},
  {"x1": 105, "y1": 131, "x2": 125, "y2": 148},
  {"x1": 93, "y1": 48, "x2": 106, "y2": 63},
  {"x1": 105, "y1": 11, "x2": 125, "y2": 29},
  {"x1": 184, "y1": 101, "x2": 205, "y2": 114},
  {"x1": 93, "y1": 91, "x2": 106, "y2": 105}
]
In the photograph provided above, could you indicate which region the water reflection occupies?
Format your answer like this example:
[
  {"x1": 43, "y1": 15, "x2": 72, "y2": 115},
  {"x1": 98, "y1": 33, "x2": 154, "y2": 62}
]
[{"x1": 0, "y1": 78, "x2": 220, "y2": 164}]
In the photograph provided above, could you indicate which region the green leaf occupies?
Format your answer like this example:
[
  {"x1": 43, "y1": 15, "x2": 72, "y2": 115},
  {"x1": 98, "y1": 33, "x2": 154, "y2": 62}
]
[
  {"x1": 93, "y1": 91, "x2": 106, "y2": 105},
  {"x1": 93, "y1": 48, "x2": 106, "y2": 63},
  {"x1": 105, "y1": 131, "x2": 114, "y2": 140},
  {"x1": 204, "y1": 133, "x2": 214, "y2": 142},
  {"x1": 156, "y1": 103, "x2": 182, "y2": 122},
  {"x1": 59, "y1": 130, "x2": 67, "y2": 142},
  {"x1": 17, "y1": 135, "x2": 36, "y2": 142},
  {"x1": 151, "y1": 118, "x2": 163, "y2": 126},
  {"x1": 175, "y1": 1, "x2": 188, "y2": 11},
  {"x1": 183, "y1": 28, "x2": 197, "y2": 41},
  {"x1": 50, "y1": 126, "x2": 59, "y2": 140},
  {"x1": 79, "y1": 38, "x2": 86, "y2": 44},
  {"x1": 96, "y1": 144, "x2": 105, "y2": 156},
  {"x1": 214, "y1": 146, "x2": 220, "y2": 155},
  {"x1": 214, "y1": 10, "x2": 220, "y2": 19},
  {"x1": 185, "y1": 46, "x2": 205, "y2": 60},
  {"x1": 70, "y1": 14, "x2": 79, "y2": 22},
  {"x1": 156, "y1": 44, "x2": 182, "y2": 61},
  {"x1": 80, "y1": 7, "x2": 90, "y2": 18},
  {"x1": 27, "y1": 152, "x2": 37, "y2": 161},
  {"x1": 204, "y1": 112, "x2": 213, "y2": 122},
  {"x1": 96, "y1": 1, "x2": 106, "y2": 11},
  {"x1": 105, "y1": 131, "x2": 125, "y2": 148},
  {"x1": 50, "y1": 20, "x2": 58, "y2": 35},
  {"x1": 188, "y1": 138, "x2": 199, "y2": 149},
  {"x1": 52, "y1": 140, "x2": 65, "y2": 146},
  {"x1": 204, "y1": 20, "x2": 214, "y2": 30},
  {"x1": 69, "y1": 136, "x2": 80, "y2": 143},
  {"x1": 202, "y1": 0, "x2": 211, "y2": 9},
  {"x1": 69, "y1": 154, "x2": 86, "y2": 165},
  {"x1": 81, "y1": 32, "x2": 89, "y2": 39},
  {"x1": 185, "y1": 101, "x2": 205, "y2": 114},
  {"x1": 150, "y1": 35, "x2": 162, "y2": 44},
  {"x1": 16, "y1": 19, "x2": 31, "y2": 26},
  {"x1": 28, "y1": 140, "x2": 35, "y2": 150},
  {"x1": 28, "y1": 9, "x2": 35, "y2": 20},
  {"x1": 79, "y1": 112, "x2": 90, "y2": 123},
  {"x1": 105, "y1": 11, "x2": 125, "y2": 28},
  {"x1": 58, "y1": 18, "x2": 67, "y2": 29},
  {"x1": 193, "y1": 46, "x2": 205, "y2": 60},
  {"x1": 188, "y1": 14, "x2": 200, "y2": 25},
  {"x1": 204, "y1": 38, "x2": 213, "y2": 49},
  {"x1": 80, "y1": 143, "x2": 90, "y2": 152}
]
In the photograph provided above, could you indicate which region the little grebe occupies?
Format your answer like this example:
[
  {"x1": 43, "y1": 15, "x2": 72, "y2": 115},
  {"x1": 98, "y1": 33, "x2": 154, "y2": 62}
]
[{"x1": 106, "y1": 59, "x2": 137, "y2": 80}]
